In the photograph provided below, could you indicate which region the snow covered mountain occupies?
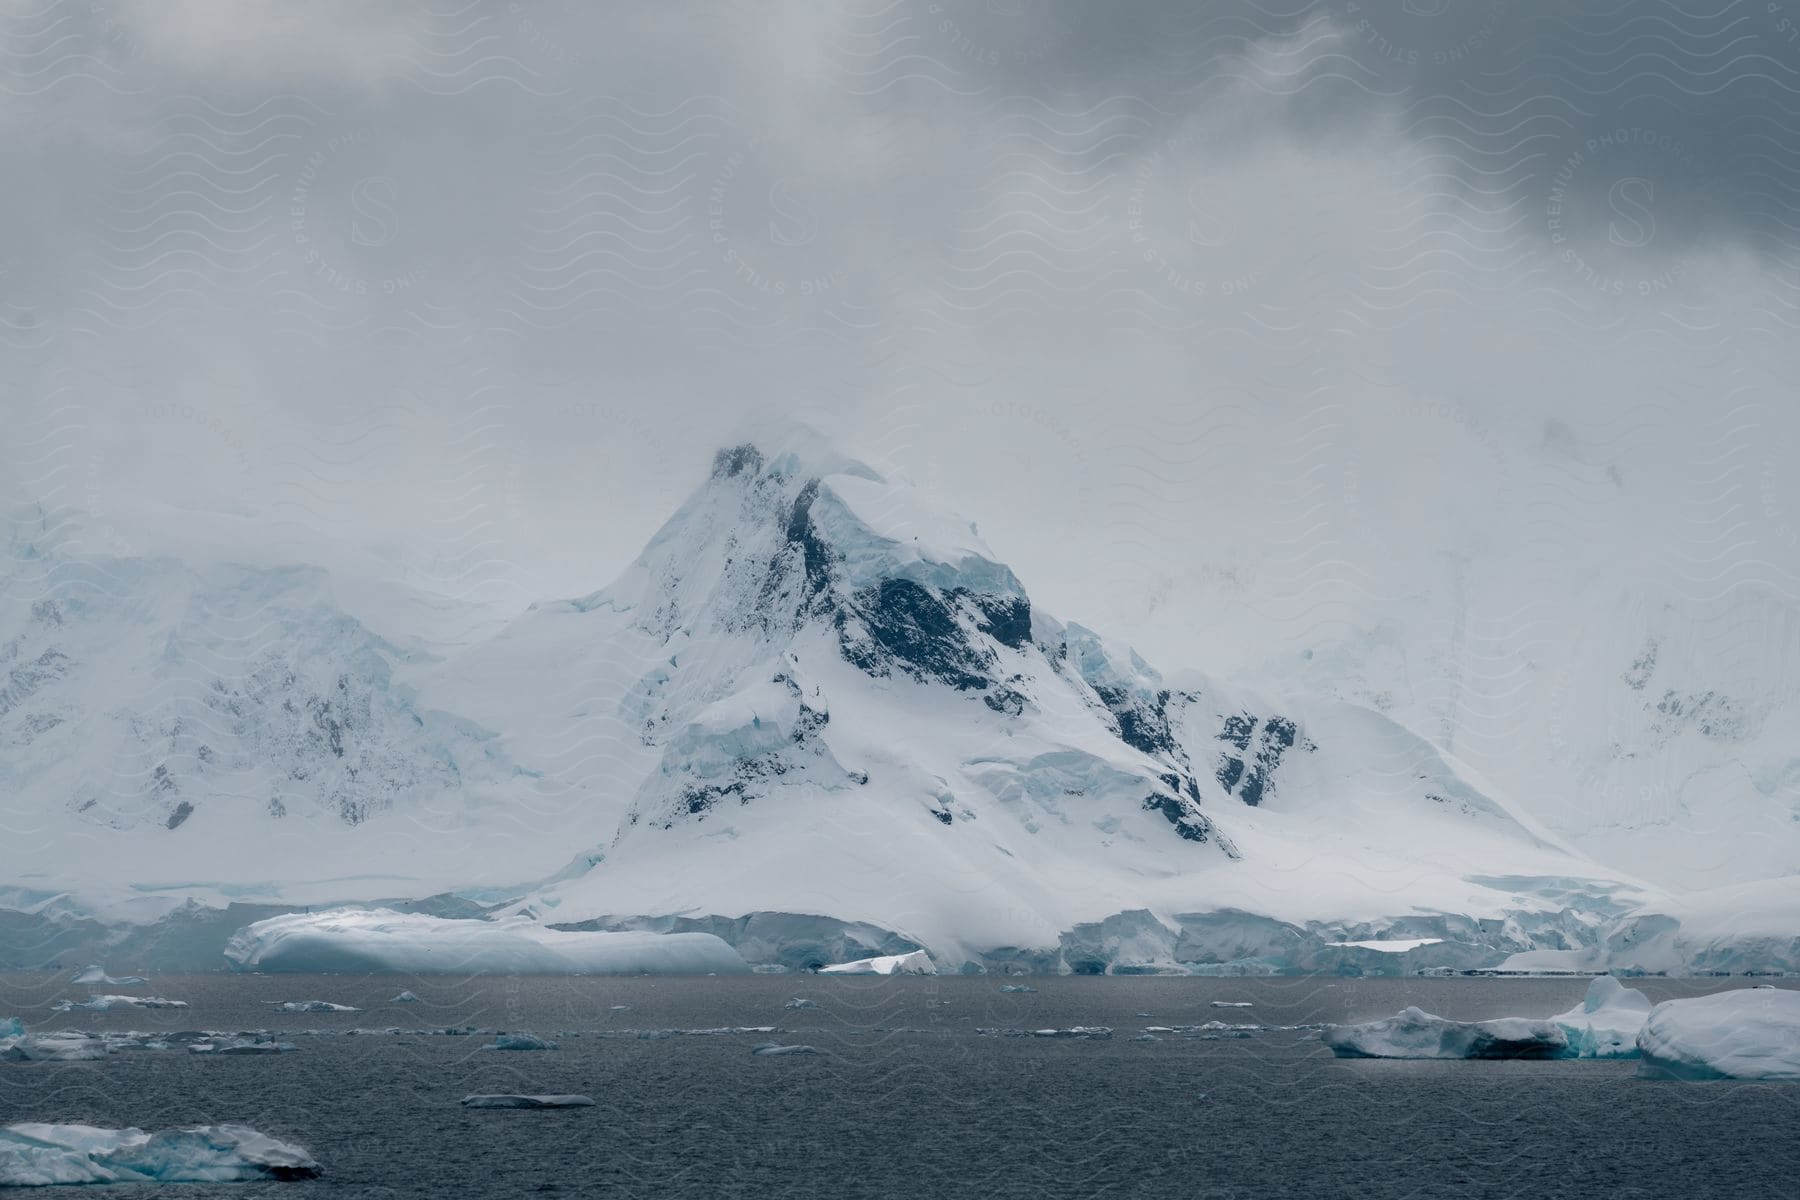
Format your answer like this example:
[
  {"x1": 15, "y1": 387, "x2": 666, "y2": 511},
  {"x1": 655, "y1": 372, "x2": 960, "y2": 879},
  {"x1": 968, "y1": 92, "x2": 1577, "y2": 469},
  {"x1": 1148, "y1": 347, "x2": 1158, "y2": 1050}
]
[{"x1": 1, "y1": 436, "x2": 1793, "y2": 974}]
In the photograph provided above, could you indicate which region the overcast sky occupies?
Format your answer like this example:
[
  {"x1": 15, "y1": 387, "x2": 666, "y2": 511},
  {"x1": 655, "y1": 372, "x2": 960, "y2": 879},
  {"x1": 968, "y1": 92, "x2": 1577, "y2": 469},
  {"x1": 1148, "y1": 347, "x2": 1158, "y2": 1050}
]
[{"x1": 4, "y1": 3, "x2": 1799, "y2": 851}]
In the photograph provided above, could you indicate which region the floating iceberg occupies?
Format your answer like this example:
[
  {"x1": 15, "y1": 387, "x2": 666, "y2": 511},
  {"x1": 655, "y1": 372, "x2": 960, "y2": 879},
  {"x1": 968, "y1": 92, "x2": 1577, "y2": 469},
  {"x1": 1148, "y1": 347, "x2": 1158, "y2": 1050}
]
[
  {"x1": 224, "y1": 909, "x2": 749, "y2": 975},
  {"x1": 484, "y1": 1034, "x2": 556, "y2": 1051},
  {"x1": 1323, "y1": 1007, "x2": 1568, "y2": 1059},
  {"x1": 71, "y1": 967, "x2": 147, "y2": 986},
  {"x1": 0, "y1": 1017, "x2": 21, "y2": 1040},
  {"x1": 0, "y1": 1123, "x2": 318, "y2": 1186},
  {"x1": 751, "y1": 1043, "x2": 817, "y2": 1056},
  {"x1": 2, "y1": 1034, "x2": 109, "y2": 1062},
  {"x1": 1548, "y1": 976, "x2": 1653, "y2": 1058},
  {"x1": 390, "y1": 991, "x2": 419, "y2": 1004},
  {"x1": 190, "y1": 1040, "x2": 297, "y2": 1055},
  {"x1": 52, "y1": 996, "x2": 187, "y2": 1012},
  {"x1": 274, "y1": 1001, "x2": 358, "y2": 1013},
  {"x1": 817, "y1": 949, "x2": 934, "y2": 976},
  {"x1": 1636, "y1": 987, "x2": 1800, "y2": 1081},
  {"x1": 460, "y1": 1094, "x2": 595, "y2": 1109}
]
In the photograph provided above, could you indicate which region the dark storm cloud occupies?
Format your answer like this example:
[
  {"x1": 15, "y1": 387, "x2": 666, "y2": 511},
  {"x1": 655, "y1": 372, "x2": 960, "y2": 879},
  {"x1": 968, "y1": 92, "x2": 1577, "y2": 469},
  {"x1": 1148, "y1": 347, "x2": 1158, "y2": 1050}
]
[{"x1": 947, "y1": 0, "x2": 1800, "y2": 256}]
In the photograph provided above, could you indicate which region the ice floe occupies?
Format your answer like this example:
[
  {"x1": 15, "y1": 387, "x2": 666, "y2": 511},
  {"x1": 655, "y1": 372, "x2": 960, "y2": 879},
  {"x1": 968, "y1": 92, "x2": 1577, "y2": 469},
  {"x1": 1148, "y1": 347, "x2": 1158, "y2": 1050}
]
[
  {"x1": 1547, "y1": 976, "x2": 1652, "y2": 1058},
  {"x1": 2, "y1": 1033, "x2": 110, "y2": 1062},
  {"x1": 0, "y1": 1123, "x2": 318, "y2": 1186},
  {"x1": 190, "y1": 1039, "x2": 297, "y2": 1055},
  {"x1": 274, "y1": 1001, "x2": 358, "y2": 1013},
  {"x1": 750, "y1": 1043, "x2": 817, "y2": 1056},
  {"x1": 1323, "y1": 1007, "x2": 1568, "y2": 1059},
  {"x1": 817, "y1": 949, "x2": 934, "y2": 975},
  {"x1": 51, "y1": 996, "x2": 186, "y2": 1012},
  {"x1": 71, "y1": 967, "x2": 147, "y2": 986}
]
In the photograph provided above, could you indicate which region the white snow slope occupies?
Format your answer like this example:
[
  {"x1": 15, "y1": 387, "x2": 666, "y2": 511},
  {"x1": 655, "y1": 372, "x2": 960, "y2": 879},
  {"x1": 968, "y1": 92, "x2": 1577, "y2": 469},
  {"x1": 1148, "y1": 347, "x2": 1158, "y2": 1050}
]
[{"x1": 1, "y1": 433, "x2": 1793, "y2": 974}]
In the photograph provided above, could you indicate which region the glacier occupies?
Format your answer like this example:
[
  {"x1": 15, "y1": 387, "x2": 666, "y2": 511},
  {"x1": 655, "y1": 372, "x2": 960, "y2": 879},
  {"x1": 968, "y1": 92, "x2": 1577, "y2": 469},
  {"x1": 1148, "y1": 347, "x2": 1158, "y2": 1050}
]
[
  {"x1": 1, "y1": 433, "x2": 1795, "y2": 977},
  {"x1": 223, "y1": 909, "x2": 749, "y2": 975},
  {"x1": 1636, "y1": 988, "x2": 1800, "y2": 1081},
  {"x1": 0, "y1": 1123, "x2": 319, "y2": 1186}
]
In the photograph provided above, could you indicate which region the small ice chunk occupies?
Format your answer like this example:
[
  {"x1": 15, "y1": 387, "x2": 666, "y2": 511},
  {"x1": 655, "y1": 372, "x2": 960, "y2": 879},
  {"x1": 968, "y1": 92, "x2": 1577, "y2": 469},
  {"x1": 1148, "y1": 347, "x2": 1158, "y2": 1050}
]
[
  {"x1": 782, "y1": 998, "x2": 817, "y2": 1010},
  {"x1": 751, "y1": 1043, "x2": 817, "y2": 1056},
  {"x1": 999, "y1": 985, "x2": 1037, "y2": 994},
  {"x1": 0, "y1": 1122, "x2": 318, "y2": 1186},
  {"x1": 609, "y1": 1004, "x2": 631, "y2": 1011},
  {"x1": 71, "y1": 967, "x2": 148, "y2": 986},
  {"x1": 1210, "y1": 1001, "x2": 1253, "y2": 1008},
  {"x1": 460, "y1": 1094, "x2": 595, "y2": 1109},
  {"x1": 817, "y1": 949, "x2": 934, "y2": 975},
  {"x1": 1323, "y1": 1007, "x2": 1568, "y2": 1060},
  {"x1": 484, "y1": 1034, "x2": 556, "y2": 1051},
  {"x1": 274, "y1": 1001, "x2": 358, "y2": 1013},
  {"x1": 1636, "y1": 987, "x2": 1800, "y2": 1081},
  {"x1": 52, "y1": 996, "x2": 187, "y2": 1012},
  {"x1": 1131, "y1": 1034, "x2": 1160, "y2": 1042},
  {"x1": 1030, "y1": 1027, "x2": 1112, "y2": 1040},
  {"x1": 390, "y1": 992, "x2": 419, "y2": 1004},
  {"x1": 1547, "y1": 976, "x2": 1653, "y2": 1058}
]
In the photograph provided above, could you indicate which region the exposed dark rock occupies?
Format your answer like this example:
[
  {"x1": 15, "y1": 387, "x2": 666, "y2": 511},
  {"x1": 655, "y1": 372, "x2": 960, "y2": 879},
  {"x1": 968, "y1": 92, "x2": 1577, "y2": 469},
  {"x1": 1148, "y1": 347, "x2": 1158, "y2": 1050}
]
[
  {"x1": 842, "y1": 579, "x2": 996, "y2": 692},
  {"x1": 713, "y1": 444, "x2": 764, "y2": 478},
  {"x1": 1216, "y1": 714, "x2": 1304, "y2": 807}
]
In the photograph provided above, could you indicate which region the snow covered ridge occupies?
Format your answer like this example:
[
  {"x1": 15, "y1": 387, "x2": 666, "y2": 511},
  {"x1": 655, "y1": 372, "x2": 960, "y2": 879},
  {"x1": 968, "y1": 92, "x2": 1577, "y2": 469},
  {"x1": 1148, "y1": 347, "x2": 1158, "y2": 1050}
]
[
  {"x1": 3, "y1": 432, "x2": 1798, "y2": 976},
  {"x1": 0, "y1": 1123, "x2": 318, "y2": 1186},
  {"x1": 223, "y1": 909, "x2": 749, "y2": 975}
]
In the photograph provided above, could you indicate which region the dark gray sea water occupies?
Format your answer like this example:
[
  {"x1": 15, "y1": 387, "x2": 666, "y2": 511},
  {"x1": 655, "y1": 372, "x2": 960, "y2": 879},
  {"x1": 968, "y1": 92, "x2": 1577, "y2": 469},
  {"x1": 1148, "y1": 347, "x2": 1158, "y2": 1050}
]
[{"x1": 2, "y1": 973, "x2": 1795, "y2": 1198}]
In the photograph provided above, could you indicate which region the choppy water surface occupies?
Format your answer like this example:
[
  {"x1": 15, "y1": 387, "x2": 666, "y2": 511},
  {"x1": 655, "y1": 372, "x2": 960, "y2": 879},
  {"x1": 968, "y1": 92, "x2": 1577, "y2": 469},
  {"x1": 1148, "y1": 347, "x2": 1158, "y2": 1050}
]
[{"x1": 2, "y1": 973, "x2": 1795, "y2": 1198}]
